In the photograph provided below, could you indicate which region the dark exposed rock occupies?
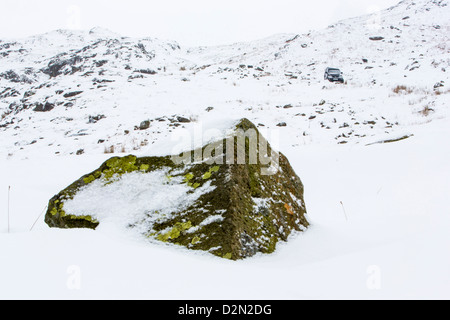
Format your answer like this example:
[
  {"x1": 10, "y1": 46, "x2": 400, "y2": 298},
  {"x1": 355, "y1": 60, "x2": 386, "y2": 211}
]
[
  {"x1": 45, "y1": 119, "x2": 309, "y2": 260},
  {"x1": 88, "y1": 114, "x2": 106, "y2": 124},
  {"x1": 285, "y1": 35, "x2": 300, "y2": 43},
  {"x1": 33, "y1": 102, "x2": 55, "y2": 112},
  {"x1": 136, "y1": 43, "x2": 149, "y2": 55},
  {"x1": 0, "y1": 118, "x2": 14, "y2": 128},
  {"x1": 139, "y1": 120, "x2": 151, "y2": 130},
  {"x1": 276, "y1": 122, "x2": 287, "y2": 127},
  {"x1": 94, "y1": 60, "x2": 108, "y2": 68},
  {"x1": 128, "y1": 74, "x2": 144, "y2": 81},
  {"x1": 0, "y1": 70, "x2": 33, "y2": 84},
  {"x1": 134, "y1": 69, "x2": 157, "y2": 75},
  {"x1": 434, "y1": 81, "x2": 444, "y2": 89},
  {"x1": 366, "y1": 134, "x2": 413, "y2": 146},
  {"x1": 8, "y1": 102, "x2": 29, "y2": 114},
  {"x1": 42, "y1": 55, "x2": 83, "y2": 77},
  {"x1": 63, "y1": 91, "x2": 83, "y2": 98},
  {"x1": 0, "y1": 87, "x2": 20, "y2": 99},
  {"x1": 177, "y1": 116, "x2": 191, "y2": 123},
  {"x1": 369, "y1": 36, "x2": 385, "y2": 41},
  {"x1": 92, "y1": 78, "x2": 115, "y2": 84}
]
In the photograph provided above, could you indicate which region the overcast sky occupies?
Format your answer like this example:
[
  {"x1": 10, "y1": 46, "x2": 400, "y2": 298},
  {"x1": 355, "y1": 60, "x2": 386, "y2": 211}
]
[{"x1": 0, "y1": 0, "x2": 400, "y2": 46}]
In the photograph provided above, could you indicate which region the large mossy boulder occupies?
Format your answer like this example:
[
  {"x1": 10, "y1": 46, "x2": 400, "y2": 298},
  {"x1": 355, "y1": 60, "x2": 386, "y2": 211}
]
[{"x1": 45, "y1": 119, "x2": 309, "y2": 260}]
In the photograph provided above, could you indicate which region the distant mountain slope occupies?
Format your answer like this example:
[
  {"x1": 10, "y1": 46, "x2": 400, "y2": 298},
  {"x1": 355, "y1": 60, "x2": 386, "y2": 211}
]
[{"x1": 0, "y1": 0, "x2": 448, "y2": 159}]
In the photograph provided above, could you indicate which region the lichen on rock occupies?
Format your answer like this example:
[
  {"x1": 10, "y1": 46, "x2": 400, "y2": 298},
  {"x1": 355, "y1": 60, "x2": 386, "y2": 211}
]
[{"x1": 45, "y1": 118, "x2": 309, "y2": 260}]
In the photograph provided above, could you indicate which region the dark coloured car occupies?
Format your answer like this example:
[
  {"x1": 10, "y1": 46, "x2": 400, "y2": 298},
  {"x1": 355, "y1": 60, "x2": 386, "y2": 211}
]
[{"x1": 324, "y1": 67, "x2": 344, "y2": 83}]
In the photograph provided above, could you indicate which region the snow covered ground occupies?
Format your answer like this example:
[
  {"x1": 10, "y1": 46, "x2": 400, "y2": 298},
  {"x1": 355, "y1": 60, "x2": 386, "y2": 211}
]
[
  {"x1": 0, "y1": 0, "x2": 449, "y2": 299},
  {"x1": 1, "y1": 117, "x2": 449, "y2": 299}
]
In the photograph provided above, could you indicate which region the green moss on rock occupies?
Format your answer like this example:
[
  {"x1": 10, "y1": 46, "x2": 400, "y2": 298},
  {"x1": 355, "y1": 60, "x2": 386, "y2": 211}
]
[
  {"x1": 103, "y1": 155, "x2": 138, "y2": 180},
  {"x1": 83, "y1": 175, "x2": 96, "y2": 184},
  {"x1": 202, "y1": 172, "x2": 212, "y2": 180},
  {"x1": 156, "y1": 221, "x2": 193, "y2": 242},
  {"x1": 223, "y1": 253, "x2": 233, "y2": 260}
]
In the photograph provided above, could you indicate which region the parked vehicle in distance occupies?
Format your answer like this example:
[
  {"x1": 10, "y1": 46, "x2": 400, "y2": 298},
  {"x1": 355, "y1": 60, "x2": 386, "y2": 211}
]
[{"x1": 324, "y1": 67, "x2": 344, "y2": 83}]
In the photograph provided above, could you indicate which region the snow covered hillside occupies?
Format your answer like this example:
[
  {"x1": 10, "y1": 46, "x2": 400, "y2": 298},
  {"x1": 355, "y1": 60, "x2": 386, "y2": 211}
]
[
  {"x1": 0, "y1": 0, "x2": 448, "y2": 158},
  {"x1": 0, "y1": 0, "x2": 449, "y2": 299}
]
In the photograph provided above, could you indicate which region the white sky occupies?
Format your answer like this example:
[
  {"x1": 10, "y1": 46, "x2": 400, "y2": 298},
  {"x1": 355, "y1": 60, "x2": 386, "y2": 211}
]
[{"x1": 0, "y1": 0, "x2": 400, "y2": 46}]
